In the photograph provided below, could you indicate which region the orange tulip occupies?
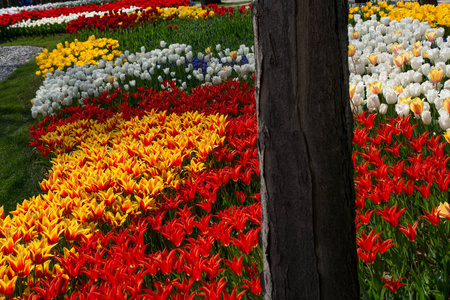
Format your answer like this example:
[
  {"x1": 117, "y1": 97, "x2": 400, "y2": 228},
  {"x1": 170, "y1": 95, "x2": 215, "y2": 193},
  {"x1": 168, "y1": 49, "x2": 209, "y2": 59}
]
[
  {"x1": 42, "y1": 224, "x2": 61, "y2": 244},
  {"x1": 90, "y1": 200, "x2": 106, "y2": 220},
  {"x1": 136, "y1": 195, "x2": 155, "y2": 211},
  {"x1": 351, "y1": 31, "x2": 360, "y2": 40},
  {"x1": 35, "y1": 260, "x2": 52, "y2": 278}
]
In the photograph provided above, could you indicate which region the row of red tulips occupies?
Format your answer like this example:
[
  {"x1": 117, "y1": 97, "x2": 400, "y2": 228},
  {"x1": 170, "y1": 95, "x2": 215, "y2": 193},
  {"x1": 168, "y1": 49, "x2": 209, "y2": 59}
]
[
  {"x1": 65, "y1": 5, "x2": 250, "y2": 33},
  {"x1": 0, "y1": 0, "x2": 189, "y2": 27}
]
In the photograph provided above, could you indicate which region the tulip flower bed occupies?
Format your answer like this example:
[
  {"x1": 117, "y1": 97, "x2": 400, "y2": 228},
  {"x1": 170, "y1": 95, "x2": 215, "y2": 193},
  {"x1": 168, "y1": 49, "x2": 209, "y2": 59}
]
[
  {"x1": 348, "y1": 12, "x2": 450, "y2": 134},
  {"x1": 69, "y1": 4, "x2": 253, "y2": 58},
  {"x1": 65, "y1": 6, "x2": 231, "y2": 33},
  {"x1": 0, "y1": 0, "x2": 106, "y2": 16},
  {"x1": 0, "y1": 0, "x2": 190, "y2": 39},
  {"x1": 0, "y1": 0, "x2": 188, "y2": 27},
  {"x1": 353, "y1": 112, "x2": 450, "y2": 298},
  {"x1": 1, "y1": 79, "x2": 262, "y2": 299},
  {"x1": 5, "y1": 0, "x2": 450, "y2": 298},
  {"x1": 35, "y1": 35, "x2": 121, "y2": 77},
  {"x1": 347, "y1": 3, "x2": 450, "y2": 297},
  {"x1": 30, "y1": 38, "x2": 254, "y2": 118}
]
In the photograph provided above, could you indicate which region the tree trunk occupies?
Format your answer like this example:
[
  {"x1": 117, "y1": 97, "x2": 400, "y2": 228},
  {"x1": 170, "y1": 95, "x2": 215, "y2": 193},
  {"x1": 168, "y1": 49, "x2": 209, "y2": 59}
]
[
  {"x1": 253, "y1": 0, "x2": 359, "y2": 299},
  {"x1": 200, "y1": 0, "x2": 221, "y2": 5},
  {"x1": 420, "y1": 0, "x2": 438, "y2": 5}
]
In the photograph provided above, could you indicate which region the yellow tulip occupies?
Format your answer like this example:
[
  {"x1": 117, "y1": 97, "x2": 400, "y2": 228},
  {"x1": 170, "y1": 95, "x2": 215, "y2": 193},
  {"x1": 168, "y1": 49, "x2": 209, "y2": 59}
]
[
  {"x1": 5, "y1": 251, "x2": 33, "y2": 277},
  {"x1": 412, "y1": 48, "x2": 421, "y2": 57},
  {"x1": 28, "y1": 239, "x2": 54, "y2": 265},
  {"x1": 348, "y1": 45, "x2": 356, "y2": 57},
  {"x1": 368, "y1": 81, "x2": 382, "y2": 95},
  {"x1": 398, "y1": 96, "x2": 412, "y2": 104},
  {"x1": 0, "y1": 274, "x2": 17, "y2": 296},
  {"x1": 429, "y1": 68, "x2": 444, "y2": 84},
  {"x1": 351, "y1": 31, "x2": 360, "y2": 40},
  {"x1": 401, "y1": 51, "x2": 410, "y2": 63},
  {"x1": 368, "y1": 54, "x2": 378, "y2": 65},
  {"x1": 349, "y1": 85, "x2": 356, "y2": 99},
  {"x1": 393, "y1": 55, "x2": 404, "y2": 68},
  {"x1": 443, "y1": 98, "x2": 450, "y2": 113},
  {"x1": 389, "y1": 43, "x2": 402, "y2": 55},
  {"x1": 438, "y1": 202, "x2": 450, "y2": 218},
  {"x1": 409, "y1": 97, "x2": 424, "y2": 115},
  {"x1": 426, "y1": 31, "x2": 437, "y2": 42}
]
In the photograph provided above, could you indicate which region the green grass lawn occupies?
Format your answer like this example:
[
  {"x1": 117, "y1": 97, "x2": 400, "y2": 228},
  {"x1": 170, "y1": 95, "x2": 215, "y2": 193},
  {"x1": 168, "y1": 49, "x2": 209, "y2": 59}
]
[{"x1": 0, "y1": 33, "x2": 69, "y2": 213}]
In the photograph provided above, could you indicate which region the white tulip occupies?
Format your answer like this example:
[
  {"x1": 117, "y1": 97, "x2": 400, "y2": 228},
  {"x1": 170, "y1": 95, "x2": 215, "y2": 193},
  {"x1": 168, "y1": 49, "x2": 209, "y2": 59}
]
[
  {"x1": 384, "y1": 88, "x2": 398, "y2": 104},
  {"x1": 367, "y1": 94, "x2": 380, "y2": 110},
  {"x1": 423, "y1": 90, "x2": 437, "y2": 106},
  {"x1": 396, "y1": 102, "x2": 410, "y2": 117},
  {"x1": 439, "y1": 111, "x2": 450, "y2": 130},
  {"x1": 421, "y1": 63, "x2": 431, "y2": 75},
  {"x1": 421, "y1": 110, "x2": 432, "y2": 125},
  {"x1": 413, "y1": 72, "x2": 423, "y2": 83}
]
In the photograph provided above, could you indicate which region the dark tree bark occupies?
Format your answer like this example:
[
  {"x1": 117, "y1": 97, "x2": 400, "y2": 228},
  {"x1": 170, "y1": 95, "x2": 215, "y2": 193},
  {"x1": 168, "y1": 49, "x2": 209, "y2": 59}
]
[
  {"x1": 420, "y1": 0, "x2": 437, "y2": 5},
  {"x1": 253, "y1": 0, "x2": 359, "y2": 299},
  {"x1": 200, "y1": 0, "x2": 221, "y2": 5}
]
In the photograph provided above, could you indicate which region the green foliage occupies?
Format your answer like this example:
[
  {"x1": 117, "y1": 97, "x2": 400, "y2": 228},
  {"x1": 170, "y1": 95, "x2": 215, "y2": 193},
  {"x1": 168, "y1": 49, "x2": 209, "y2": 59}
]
[{"x1": 71, "y1": 13, "x2": 253, "y2": 54}]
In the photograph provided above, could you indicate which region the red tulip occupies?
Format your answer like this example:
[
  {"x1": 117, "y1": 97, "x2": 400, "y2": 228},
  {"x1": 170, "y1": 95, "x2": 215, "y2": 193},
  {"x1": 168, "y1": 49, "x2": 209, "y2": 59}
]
[
  {"x1": 376, "y1": 205, "x2": 407, "y2": 227},
  {"x1": 398, "y1": 220, "x2": 419, "y2": 242},
  {"x1": 420, "y1": 206, "x2": 440, "y2": 226},
  {"x1": 381, "y1": 276, "x2": 406, "y2": 292}
]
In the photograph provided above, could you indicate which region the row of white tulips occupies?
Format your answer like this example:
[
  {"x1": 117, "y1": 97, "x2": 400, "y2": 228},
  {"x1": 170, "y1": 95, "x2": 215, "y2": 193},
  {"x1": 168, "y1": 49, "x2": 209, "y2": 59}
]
[
  {"x1": 31, "y1": 41, "x2": 255, "y2": 118},
  {"x1": 0, "y1": 0, "x2": 105, "y2": 16}
]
